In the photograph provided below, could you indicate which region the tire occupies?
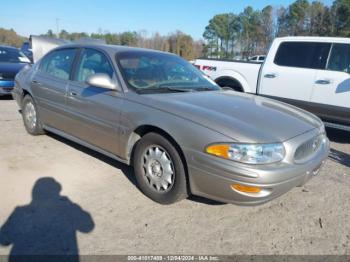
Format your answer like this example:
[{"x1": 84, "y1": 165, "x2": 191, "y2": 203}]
[
  {"x1": 133, "y1": 132, "x2": 188, "y2": 204},
  {"x1": 22, "y1": 95, "x2": 45, "y2": 135}
]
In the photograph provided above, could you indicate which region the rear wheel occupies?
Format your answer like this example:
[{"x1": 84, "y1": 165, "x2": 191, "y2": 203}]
[
  {"x1": 22, "y1": 95, "x2": 45, "y2": 135},
  {"x1": 133, "y1": 133, "x2": 188, "y2": 204}
]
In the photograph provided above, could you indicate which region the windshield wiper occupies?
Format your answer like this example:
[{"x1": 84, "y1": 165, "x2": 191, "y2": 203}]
[
  {"x1": 137, "y1": 87, "x2": 192, "y2": 94},
  {"x1": 193, "y1": 87, "x2": 219, "y2": 92}
]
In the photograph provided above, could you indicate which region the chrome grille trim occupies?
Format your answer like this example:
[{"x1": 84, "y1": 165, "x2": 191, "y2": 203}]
[{"x1": 294, "y1": 134, "x2": 325, "y2": 163}]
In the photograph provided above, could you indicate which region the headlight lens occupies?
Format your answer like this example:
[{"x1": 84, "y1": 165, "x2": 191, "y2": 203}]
[{"x1": 206, "y1": 143, "x2": 285, "y2": 164}]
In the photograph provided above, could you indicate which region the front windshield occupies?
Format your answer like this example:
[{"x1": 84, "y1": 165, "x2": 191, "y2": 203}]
[
  {"x1": 116, "y1": 51, "x2": 220, "y2": 93},
  {"x1": 0, "y1": 47, "x2": 30, "y2": 63}
]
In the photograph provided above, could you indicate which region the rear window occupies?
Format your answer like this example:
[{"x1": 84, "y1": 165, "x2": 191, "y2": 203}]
[
  {"x1": 327, "y1": 43, "x2": 350, "y2": 74},
  {"x1": 39, "y1": 49, "x2": 76, "y2": 80},
  {"x1": 0, "y1": 47, "x2": 30, "y2": 63},
  {"x1": 274, "y1": 42, "x2": 331, "y2": 70}
]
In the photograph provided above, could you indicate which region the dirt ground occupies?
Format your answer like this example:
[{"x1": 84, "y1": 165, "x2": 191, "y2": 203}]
[{"x1": 0, "y1": 96, "x2": 350, "y2": 256}]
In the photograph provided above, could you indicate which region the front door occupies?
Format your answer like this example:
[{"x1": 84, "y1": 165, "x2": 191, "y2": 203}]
[{"x1": 65, "y1": 48, "x2": 123, "y2": 155}]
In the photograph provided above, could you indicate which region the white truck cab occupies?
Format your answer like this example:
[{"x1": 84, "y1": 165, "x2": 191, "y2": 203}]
[{"x1": 195, "y1": 36, "x2": 350, "y2": 131}]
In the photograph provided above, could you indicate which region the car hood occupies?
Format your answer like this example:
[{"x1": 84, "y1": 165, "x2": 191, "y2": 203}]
[
  {"x1": 0, "y1": 62, "x2": 27, "y2": 74},
  {"x1": 142, "y1": 91, "x2": 322, "y2": 143}
]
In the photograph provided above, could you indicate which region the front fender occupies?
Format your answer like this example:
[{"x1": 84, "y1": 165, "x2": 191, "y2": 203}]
[{"x1": 119, "y1": 98, "x2": 233, "y2": 163}]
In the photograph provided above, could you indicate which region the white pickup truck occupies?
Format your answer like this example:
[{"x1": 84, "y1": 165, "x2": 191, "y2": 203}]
[{"x1": 194, "y1": 36, "x2": 350, "y2": 131}]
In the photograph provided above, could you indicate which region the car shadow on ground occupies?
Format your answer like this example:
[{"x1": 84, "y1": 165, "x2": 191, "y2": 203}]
[
  {"x1": 326, "y1": 128, "x2": 350, "y2": 168},
  {"x1": 0, "y1": 177, "x2": 94, "y2": 262},
  {"x1": 47, "y1": 132, "x2": 137, "y2": 186},
  {"x1": 326, "y1": 127, "x2": 350, "y2": 144},
  {"x1": 329, "y1": 148, "x2": 350, "y2": 168},
  {"x1": 47, "y1": 132, "x2": 226, "y2": 206}
]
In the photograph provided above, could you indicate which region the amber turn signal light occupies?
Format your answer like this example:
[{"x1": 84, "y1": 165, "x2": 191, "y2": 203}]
[
  {"x1": 206, "y1": 144, "x2": 230, "y2": 159},
  {"x1": 231, "y1": 184, "x2": 261, "y2": 193}
]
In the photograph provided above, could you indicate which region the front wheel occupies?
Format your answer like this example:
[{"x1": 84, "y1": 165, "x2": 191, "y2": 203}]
[
  {"x1": 22, "y1": 95, "x2": 45, "y2": 135},
  {"x1": 133, "y1": 133, "x2": 188, "y2": 204}
]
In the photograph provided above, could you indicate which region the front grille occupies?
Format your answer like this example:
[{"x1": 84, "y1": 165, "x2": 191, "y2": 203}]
[
  {"x1": 294, "y1": 134, "x2": 324, "y2": 163},
  {"x1": 0, "y1": 72, "x2": 16, "y2": 80}
]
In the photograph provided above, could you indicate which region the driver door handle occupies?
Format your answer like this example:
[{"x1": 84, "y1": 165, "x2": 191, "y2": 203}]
[
  {"x1": 264, "y1": 73, "x2": 277, "y2": 79},
  {"x1": 69, "y1": 91, "x2": 78, "y2": 96},
  {"x1": 315, "y1": 79, "x2": 331, "y2": 85}
]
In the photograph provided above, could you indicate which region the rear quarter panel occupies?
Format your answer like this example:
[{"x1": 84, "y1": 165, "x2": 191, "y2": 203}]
[{"x1": 194, "y1": 59, "x2": 261, "y2": 93}]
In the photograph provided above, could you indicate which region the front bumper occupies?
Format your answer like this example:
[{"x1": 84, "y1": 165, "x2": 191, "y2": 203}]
[
  {"x1": 0, "y1": 80, "x2": 14, "y2": 96},
  {"x1": 186, "y1": 129, "x2": 330, "y2": 205}
]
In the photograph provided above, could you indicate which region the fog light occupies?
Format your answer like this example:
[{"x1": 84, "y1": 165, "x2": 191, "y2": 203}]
[{"x1": 231, "y1": 184, "x2": 261, "y2": 193}]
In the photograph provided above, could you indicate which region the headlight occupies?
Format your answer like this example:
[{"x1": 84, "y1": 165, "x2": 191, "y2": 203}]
[{"x1": 205, "y1": 143, "x2": 285, "y2": 164}]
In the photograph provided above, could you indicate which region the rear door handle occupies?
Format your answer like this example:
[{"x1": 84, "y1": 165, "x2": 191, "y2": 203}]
[
  {"x1": 315, "y1": 79, "x2": 331, "y2": 85},
  {"x1": 31, "y1": 80, "x2": 42, "y2": 86},
  {"x1": 264, "y1": 73, "x2": 277, "y2": 79},
  {"x1": 69, "y1": 91, "x2": 78, "y2": 96}
]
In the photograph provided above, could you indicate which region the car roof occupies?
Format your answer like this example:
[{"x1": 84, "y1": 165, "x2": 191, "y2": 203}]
[
  {"x1": 53, "y1": 43, "x2": 173, "y2": 57},
  {"x1": 0, "y1": 45, "x2": 19, "y2": 50},
  {"x1": 276, "y1": 36, "x2": 350, "y2": 44}
]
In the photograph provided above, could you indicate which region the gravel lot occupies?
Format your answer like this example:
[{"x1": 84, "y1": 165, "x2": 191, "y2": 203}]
[{"x1": 0, "y1": 96, "x2": 349, "y2": 256}]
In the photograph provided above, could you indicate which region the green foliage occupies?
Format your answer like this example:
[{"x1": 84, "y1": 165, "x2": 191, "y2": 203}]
[
  {"x1": 0, "y1": 28, "x2": 26, "y2": 48},
  {"x1": 203, "y1": 0, "x2": 350, "y2": 59},
  {"x1": 333, "y1": 0, "x2": 350, "y2": 36},
  {"x1": 40, "y1": 29, "x2": 202, "y2": 60}
]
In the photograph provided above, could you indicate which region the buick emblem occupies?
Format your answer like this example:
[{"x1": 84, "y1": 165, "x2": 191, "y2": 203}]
[{"x1": 312, "y1": 139, "x2": 319, "y2": 151}]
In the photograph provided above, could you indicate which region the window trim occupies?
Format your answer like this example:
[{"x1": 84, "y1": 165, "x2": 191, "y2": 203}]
[
  {"x1": 38, "y1": 47, "x2": 78, "y2": 81},
  {"x1": 325, "y1": 43, "x2": 334, "y2": 70}
]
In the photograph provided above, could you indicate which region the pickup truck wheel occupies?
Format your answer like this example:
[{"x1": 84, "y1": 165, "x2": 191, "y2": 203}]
[
  {"x1": 133, "y1": 133, "x2": 188, "y2": 204},
  {"x1": 22, "y1": 95, "x2": 45, "y2": 135}
]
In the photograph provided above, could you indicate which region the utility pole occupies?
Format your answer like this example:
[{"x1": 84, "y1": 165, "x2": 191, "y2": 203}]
[{"x1": 56, "y1": 18, "x2": 60, "y2": 38}]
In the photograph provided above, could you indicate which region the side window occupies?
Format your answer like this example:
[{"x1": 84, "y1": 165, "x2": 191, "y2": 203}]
[
  {"x1": 274, "y1": 42, "x2": 331, "y2": 70},
  {"x1": 39, "y1": 49, "x2": 76, "y2": 80},
  {"x1": 75, "y1": 49, "x2": 114, "y2": 82},
  {"x1": 327, "y1": 44, "x2": 350, "y2": 74}
]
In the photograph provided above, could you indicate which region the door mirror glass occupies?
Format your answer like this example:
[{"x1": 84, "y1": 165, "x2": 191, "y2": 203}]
[{"x1": 86, "y1": 73, "x2": 119, "y2": 90}]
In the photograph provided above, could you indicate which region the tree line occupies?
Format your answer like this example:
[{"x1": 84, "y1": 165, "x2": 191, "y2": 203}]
[
  {"x1": 42, "y1": 29, "x2": 203, "y2": 60},
  {"x1": 203, "y1": 0, "x2": 350, "y2": 59},
  {"x1": 0, "y1": 28, "x2": 26, "y2": 48},
  {"x1": 1, "y1": 0, "x2": 350, "y2": 60},
  {"x1": 0, "y1": 27, "x2": 203, "y2": 60}
]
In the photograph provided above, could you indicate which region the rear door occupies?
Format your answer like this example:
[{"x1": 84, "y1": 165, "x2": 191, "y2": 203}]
[
  {"x1": 65, "y1": 48, "x2": 123, "y2": 155},
  {"x1": 31, "y1": 48, "x2": 77, "y2": 131},
  {"x1": 259, "y1": 41, "x2": 331, "y2": 102},
  {"x1": 311, "y1": 43, "x2": 350, "y2": 125}
]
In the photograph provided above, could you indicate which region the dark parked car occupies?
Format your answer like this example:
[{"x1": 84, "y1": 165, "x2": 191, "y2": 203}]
[{"x1": 0, "y1": 45, "x2": 30, "y2": 96}]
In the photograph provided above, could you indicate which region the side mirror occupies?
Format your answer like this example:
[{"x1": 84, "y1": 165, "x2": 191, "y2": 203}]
[{"x1": 86, "y1": 73, "x2": 119, "y2": 91}]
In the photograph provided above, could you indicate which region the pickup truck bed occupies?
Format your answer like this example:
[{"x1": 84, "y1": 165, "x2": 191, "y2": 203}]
[{"x1": 195, "y1": 58, "x2": 261, "y2": 93}]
